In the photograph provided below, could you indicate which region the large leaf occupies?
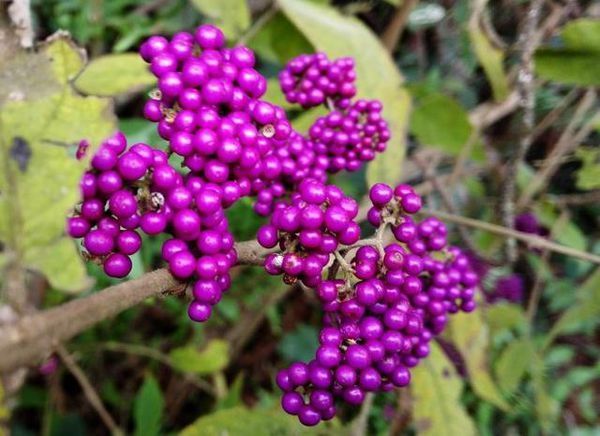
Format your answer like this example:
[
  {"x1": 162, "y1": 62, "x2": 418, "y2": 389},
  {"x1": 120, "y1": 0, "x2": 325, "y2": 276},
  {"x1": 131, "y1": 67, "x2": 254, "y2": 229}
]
[
  {"x1": 535, "y1": 19, "x2": 600, "y2": 86},
  {"x1": 169, "y1": 340, "x2": 230, "y2": 375},
  {"x1": 468, "y1": 0, "x2": 509, "y2": 101},
  {"x1": 485, "y1": 303, "x2": 526, "y2": 335},
  {"x1": 179, "y1": 406, "x2": 329, "y2": 435},
  {"x1": 410, "y1": 92, "x2": 484, "y2": 161},
  {"x1": 190, "y1": 0, "x2": 250, "y2": 40},
  {"x1": 134, "y1": 375, "x2": 164, "y2": 436},
  {"x1": 411, "y1": 342, "x2": 477, "y2": 436},
  {"x1": 448, "y1": 312, "x2": 511, "y2": 411},
  {"x1": 74, "y1": 53, "x2": 155, "y2": 97},
  {"x1": 495, "y1": 338, "x2": 533, "y2": 394},
  {"x1": 0, "y1": 32, "x2": 116, "y2": 293},
  {"x1": 544, "y1": 268, "x2": 600, "y2": 348},
  {"x1": 277, "y1": 0, "x2": 411, "y2": 187}
]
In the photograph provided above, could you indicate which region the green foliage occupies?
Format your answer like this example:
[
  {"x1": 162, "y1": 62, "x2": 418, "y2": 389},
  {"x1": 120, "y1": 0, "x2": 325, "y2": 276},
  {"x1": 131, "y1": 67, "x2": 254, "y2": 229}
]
[
  {"x1": 495, "y1": 338, "x2": 532, "y2": 395},
  {"x1": 535, "y1": 19, "x2": 600, "y2": 86},
  {"x1": 575, "y1": 147, "x2": 600, "y2": 190},
  {"x1": 534, "y1": 201, "x2": 586, "y2": 251},
  {"x1": 411, "y1": 342, "x2": 477, "y2": 436},
  {"x1": 0, "y1": 32, "x2": 116, "y2": 292},
  {"x1": 410, "y1": 92, "x2": 484, "y2": 161},
  {"x1": 468, "y1": 0, "x2": 509, "y2": 101},
  {"x1": 169, "y1": 340, "x2": 230, "y2": 375},
  {"x1": 448, "y1": 311, "x2": 510, "y2": 411},
  {"x1": 134, "y1": 375, "x2": 164, "y2": 436},
  {"x1": 74, "y1": 53, "x2": 155, "y2": 96},
  {"x1": 276, "y1": 0, "x2": 410, "y2": 187},
  {"x1": 278, "y1": 324, "x2": 319, "y2": 363},
  {"x1": 179, "y1": 406, "x2": 330, "y2": 435},
  {"x1": 190, "y1": 0, "x2": 250, "y2": 40}
]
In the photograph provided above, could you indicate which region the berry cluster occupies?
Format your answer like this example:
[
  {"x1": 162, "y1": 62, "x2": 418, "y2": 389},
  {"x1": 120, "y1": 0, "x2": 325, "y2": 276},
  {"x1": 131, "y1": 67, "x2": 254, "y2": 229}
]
[
  {"x1": 279, "y1": 53, "x2": 356, "y2": 109},
  {"x1": 309, "y1": 100, "x2": 391, "y2": 173},
  {"x1": 274, "y1": 183, "x2": 479, "y2": 426},
  {"x1": 66, "y1": 132, "x2": 162, "y2": 278},
  {"x1": 140, "y1": 25, "x2": 293, "y2": 203},
  {"x1": 65, "y1": 22, "x2": 480, "y2": 427},
  {"x1": 257, "y1": 179, "x2": 361, "y2": 287}
]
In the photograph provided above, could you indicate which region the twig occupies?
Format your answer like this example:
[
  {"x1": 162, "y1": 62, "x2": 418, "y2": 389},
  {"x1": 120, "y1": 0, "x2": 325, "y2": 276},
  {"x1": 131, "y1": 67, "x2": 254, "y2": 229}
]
[
  {"x1": 380, "y1": 0, "x2": 418, "y2": 53},
  {"x1": 0, "y1": 240, "x2": 270, "y2": 373},
  {"x1": 554, "y1": 190, "x2": 600, "y2": 206},
  {"x1": 422, "y1": 209, "x2": 600, "y2": 264},
  {"x1": 448, "y1": 129, "x2": 480, "y2": 187},
  {"x1": 414, "y1": 155, "x2": 481, "y2": 257},
  {"x1": 517, "y1": 89, "x2": 598, "y2": 209},
  {"x1": 56, "y1": 344, "x2": 123, "y2": 435},
  {"x1": 96, "y1": 342, "x2": 216, "y2": 395},
  {"x1": 500, "y1": 0, "x2": 544, "y2": 263},
  {"x1": 237, "y1": 4, "x2": 278, "y2": 46},
  {"x1": 350, "y1": 392, "x2": 374, "y2": 436},
  {"x1": 525, "y1": 210, "x2": 568, "y2": 323},
  {"x1": 530, "y1": 88, "x2": 579, "y2": 141}
]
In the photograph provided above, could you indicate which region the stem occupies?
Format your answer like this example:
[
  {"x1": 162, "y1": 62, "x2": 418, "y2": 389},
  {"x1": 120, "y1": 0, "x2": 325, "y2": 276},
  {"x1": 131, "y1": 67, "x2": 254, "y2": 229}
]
[
  {"x1": 422, "y1": 209, "x2": 600, "y2": 264},
  {"x1": 0, "y1": 240, "x2": 269, "y2": 373},
  {"x1": 56, "y1": 345, "x2": 123, "y2": 435},
  {"x1": 380, "y1": 0, "x2": 418, "y2": 53},
  {"x1": 236, "y1": 4, "x2": 278, "y2": 46},
  {"x1": 499, "y1": 0, "x2": 544, "y2": 263}
]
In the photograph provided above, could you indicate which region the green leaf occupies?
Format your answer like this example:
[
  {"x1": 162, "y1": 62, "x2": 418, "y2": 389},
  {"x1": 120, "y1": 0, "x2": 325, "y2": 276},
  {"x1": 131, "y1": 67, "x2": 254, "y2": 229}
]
[
  {"x1": 179, "y1": 406, "x2": 329, "y2": 435},
  {"x1": 448, "y1": 312, "x2": 511, "y2": 411},
  {"x1": 535, "y1": 19, "x2": 600, "y2": 86},
  {"x1": 575, "y1": 147, "x2": 600, "y2": 190},
  {"x1": 530, "y1": 351, "x2": 558, "y2": 430},
  {"x1": 495, "y1": 338, "x2": 532, "y2": 394},
  {"x1": 74, "y1": 53, "x2": 155, "y2": 97},
  {"x1": 534, "y1": 201, "x2": 586, "y2": 251},
  {"x1": 277, "y1": 0, "x2": 411, "y2": 187},
  {"x1": 410, "y1": 92, "x2": 483, "y2": 160},
  {"x1": 190, "y1": 0, "x2": 250, "y2": 40},
  {"x1": 0, "y1": 32, "x2": 116, "y2": 293},
  {"x1": 411, "y1": 342, "x2": 477, "y2": 436},
  {"x1": 545, "y1": 268, "x2": 600, "y2": 348},
  {"x1": 277, "y1": 324, "x2": 319, "y2": 363},
  {"x1": 134, "y1": 375, "x2": 164, "y2": 436},
  {"x1": 169, "y1": 340, "x2": 230, "y2": 375},
  {"x1": 485, "y1": 304, "x2": 526, "y2": 335},
  {"x1": 248, "y1": 13, "x2": 314, "y2": 65},
  {"x1": 468, "y1": 1, "x2": 509, "y2": 101},
  {"x1": 216, "y1": 373, "x2": 245, "y2": 410}
]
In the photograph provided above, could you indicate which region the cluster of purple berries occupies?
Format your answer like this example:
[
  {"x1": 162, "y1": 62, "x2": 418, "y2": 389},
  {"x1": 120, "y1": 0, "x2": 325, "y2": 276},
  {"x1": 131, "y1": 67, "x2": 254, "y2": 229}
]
[
  {"x1": 257, "y1": 179, "x2": 361, "y2": 287},
  {"x1": 65, "y1": 22, "x2": 480, "y2": 427},
  {"x1": 309, "y1": 100, "x2": 391, "y2": 173},
  {"x1": 66, "y1": 132, "x2": 167, "y2": 278},
  {"x1": 279, "y1": 52, "x2": 356, "y2": 109},
  {"x1": 274, "y1": 183, "x2": 478, "y2": 426},
  {"x1": 68, "y1": 131, "x2": 236, "y2": 322}
]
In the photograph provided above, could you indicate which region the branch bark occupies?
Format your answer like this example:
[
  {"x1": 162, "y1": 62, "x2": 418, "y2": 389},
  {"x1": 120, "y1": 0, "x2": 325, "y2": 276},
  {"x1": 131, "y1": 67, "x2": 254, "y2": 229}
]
[
  {"x1": 0, "y1": 240, "x2": 269, "y2": 373},
  {"x1": 380, "y1": 0, "x2": 418, "y2": 53}
]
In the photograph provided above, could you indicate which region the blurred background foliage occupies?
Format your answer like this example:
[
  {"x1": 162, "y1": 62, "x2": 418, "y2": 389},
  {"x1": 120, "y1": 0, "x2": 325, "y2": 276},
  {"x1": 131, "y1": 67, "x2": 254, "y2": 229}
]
[{"x1": 1, "y1": 0, "x2": 599, "y2": 435}]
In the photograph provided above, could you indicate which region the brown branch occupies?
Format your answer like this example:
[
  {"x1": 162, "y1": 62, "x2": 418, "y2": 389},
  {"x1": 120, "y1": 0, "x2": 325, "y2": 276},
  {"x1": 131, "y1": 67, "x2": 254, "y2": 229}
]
[
  {"x1": 555, "y1": 190, "x2": 600, "y2": 206},
  {"x1": 517, "y1": 89, "x2": 599, "y2": 209},
  {"x1": 0, "y1": 240, "x2": 269, "y2": 373},
  {"x1": 380, "y1": 0, "x2": 418, "y2": 53},
  {"x1": 422, "y1": 209, "x2": 600, "y2": 264},
  {"x1": 500, "y1": 0, "x2": 544, "y2": 263},
  {"x1": 56, "y1": 344, "x2": 123, "y2": 435}
]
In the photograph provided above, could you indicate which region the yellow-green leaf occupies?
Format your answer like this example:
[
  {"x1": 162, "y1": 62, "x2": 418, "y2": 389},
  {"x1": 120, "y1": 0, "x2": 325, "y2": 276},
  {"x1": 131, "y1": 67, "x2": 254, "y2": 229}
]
[
  {"x1": 75, "y1": 53, "x2": 155, "y2": 97},
  {"x1": 169, "y1": 340, "x2": 230, "y2": 375},
  {"x1": 180, "y1": 406, "x2": 331, "y2": 435},
  {"x1": 411, "y1": 342, "x2": 477, "y2": 436},
  {"x1": 277, "y1": 0, "x2": 411, "y2": 187},
  {"x1": 495, "y1": 338, "x2": 532, "y2": 394},
  {"x1": 448, "y1": 311, "x2": 511, "y2": 411},
  {"x1": 190, "y1": 0, "x2": 250, "y2": 40},
  {"x1": 468, "y1": 0, "x2": 509, "y2": 101},
  {"x1": 485, "y1": 303, "x2": 527, "y2": 335},
  {"x1": 0, "y1": 32, "x2": 116, "y2": 293},
  {"x1": 575, "y1": 147, "x2": 600, "y2": 190}
]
